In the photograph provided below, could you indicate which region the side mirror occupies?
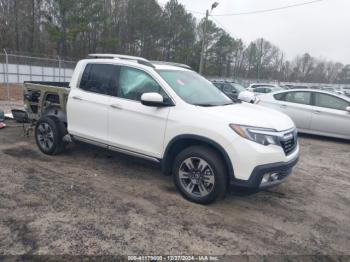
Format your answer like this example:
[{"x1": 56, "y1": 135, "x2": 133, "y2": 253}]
[
  {"x1": 238, "y1": 90, "x2": 257, "y2": 104},
  {"x1": 346, "y1": 106, "x2": 350, "y2": 113},
  {"x1": 141, "y1": 93, "x2": 173, "y2": 107}
]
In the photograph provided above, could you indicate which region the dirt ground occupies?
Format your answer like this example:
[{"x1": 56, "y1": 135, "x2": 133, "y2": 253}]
[
  {"x1": 0, "y1": 120, "x2": 349, "y2": 257},
  {"x1": 0, "y1": 84, "x2": 22, "y2": 101}
]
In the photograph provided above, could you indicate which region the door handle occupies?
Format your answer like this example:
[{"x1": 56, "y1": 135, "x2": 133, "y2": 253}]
[
  {"x1": 72, "y1": 96, "x2": 83, "y2": 101},
  {"x1": 110, "y1": 104, "x2": 123, "y2": 110},
  {"x1": 280, "y1": 104, "x2": 287, "y2": 108},
  {"x1": 314, "y1": 110, "x2": 321, "y2": 114}
]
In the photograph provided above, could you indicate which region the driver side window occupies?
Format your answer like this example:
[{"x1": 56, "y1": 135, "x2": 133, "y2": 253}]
[
  {"x1": 254, "y1": 87, "x2": 266, "y2": 93},
  {"x1": 284, "y1": 92, "x2": 311, "y2": 105},
  {"x1": 118, "y1": 66, "x2": 168, "y2": 102}
]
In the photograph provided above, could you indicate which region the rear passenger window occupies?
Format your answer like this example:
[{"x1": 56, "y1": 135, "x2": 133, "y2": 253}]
[
  {"x1": 80, "y1": 64, "x2": 119, "y2": 96},
  {"x1": 315, "y1": 93, "x2": 349, "y2": 110},
  {"x1": 284, "y1": 92, "x2": 311, "y2": 105}
]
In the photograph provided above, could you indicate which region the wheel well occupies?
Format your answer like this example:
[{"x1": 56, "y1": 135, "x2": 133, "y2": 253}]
[
  {"x1": 40, "y1": 115, "x2": 67, "y2": 135},
  {"x1": 161, "y1": 136, "x2": 234, "y2": 179},
  {"x1": 41, "y1": 106, "x2": 67, "y2": 128}
]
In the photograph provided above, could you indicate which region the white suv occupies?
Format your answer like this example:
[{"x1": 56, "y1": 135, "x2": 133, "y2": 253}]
[{"x1": 32, "y1": 54, "x2": 299, "y2": 204}]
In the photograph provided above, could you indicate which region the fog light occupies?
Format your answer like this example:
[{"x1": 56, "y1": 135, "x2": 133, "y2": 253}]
[
  {"x1": 261, "y1": 172, "x2": 280, "y2": 185},
  {"x1": 270, "y1": 173, "x2": 279, "y2": 181},
  {"x1": 261, "y1": 174, "x2": 271, "y2": 184}
]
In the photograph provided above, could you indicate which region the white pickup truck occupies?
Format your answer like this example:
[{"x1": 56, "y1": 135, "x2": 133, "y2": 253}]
[{"x1": 23, "y1": 54, "x2": 299, "y2": 204}]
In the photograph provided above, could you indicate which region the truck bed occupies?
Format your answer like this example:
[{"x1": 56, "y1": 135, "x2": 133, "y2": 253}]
[{"x1": 23, "y1": 81, "x2": 70, "y2": 120}]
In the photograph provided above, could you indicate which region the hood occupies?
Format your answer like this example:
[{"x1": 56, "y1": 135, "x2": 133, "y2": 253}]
[{"x1": 198, "y1": 103, "x2": 295, "y2": 131}]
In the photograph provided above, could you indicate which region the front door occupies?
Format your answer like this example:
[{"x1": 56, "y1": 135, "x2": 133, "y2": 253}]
[
  {"x1": 108, "y1": 65, "x2": 171, "y2": 158},
  {"x1": 310, "y1": 92, "x2": 350, "y2": 138},
  {"x1": 277, "y1": 91, "x2": 313, "y2": 130}
]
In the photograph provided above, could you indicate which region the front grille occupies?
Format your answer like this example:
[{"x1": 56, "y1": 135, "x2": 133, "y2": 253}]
[{"x1": 280, "y1": 130, "x2": 297, "y2": 155}]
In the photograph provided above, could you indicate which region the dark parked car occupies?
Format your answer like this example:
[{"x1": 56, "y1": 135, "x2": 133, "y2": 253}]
[{"x1": 212, "y1": 81, "x2": 247, "y2": 100}]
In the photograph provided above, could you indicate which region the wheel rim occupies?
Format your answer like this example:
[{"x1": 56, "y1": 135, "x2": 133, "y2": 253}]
[
  {"x1": 37, "y1": 123, "x2": 54, "y2": 151},
  {"x1": 178, "y1": 157, "x2": 215, "y2": 198}
]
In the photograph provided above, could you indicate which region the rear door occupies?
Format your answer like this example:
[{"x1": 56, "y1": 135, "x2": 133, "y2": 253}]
[
  {"x1": 108, "y1": 65, "x2": 171, "y2": 158},
  {"x1": 274, "y1": 91, "x2": 313, "y2": 130},
  {"x1": 310, "y1": 93, "x2": 350, "y2": 138},
  {"x1": 67, "y1": 63, "x2": 118, "y2": 143}
]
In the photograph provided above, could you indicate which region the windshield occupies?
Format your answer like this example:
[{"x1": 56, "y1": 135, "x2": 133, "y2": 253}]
[
  {"x1": 252, "y1": 84, "x2": 274, "y2": 88},
  {"x1": 158, "y1": 70, "x2": 232, "y2": 106}
]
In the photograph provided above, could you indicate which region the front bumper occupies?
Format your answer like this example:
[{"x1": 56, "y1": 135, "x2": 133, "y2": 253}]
[{"x1": 230, "y1": 155, "x2": 299, "y2": 189}]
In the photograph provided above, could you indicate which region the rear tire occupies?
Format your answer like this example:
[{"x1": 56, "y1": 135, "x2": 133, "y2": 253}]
[
  {"x1": 35, "y1": 116, "x2": 66, "y2": 155},
  {"x1": 173, "y1": 145, "x2": 227, "y2": 204}
]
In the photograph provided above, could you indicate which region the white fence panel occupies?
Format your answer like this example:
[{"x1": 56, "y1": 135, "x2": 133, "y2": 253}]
[{"x1": 0, "y1": 63, "x2": 74, "y2": 83}]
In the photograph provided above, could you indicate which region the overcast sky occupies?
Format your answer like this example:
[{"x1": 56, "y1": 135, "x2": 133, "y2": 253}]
[{"x1": 158, "y1": 0, "x2": 350, "y2": 64}]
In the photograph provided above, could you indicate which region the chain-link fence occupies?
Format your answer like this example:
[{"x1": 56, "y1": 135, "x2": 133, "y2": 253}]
[{"x1": 0, "y1": 49, "x2": 77, "y2": 100}]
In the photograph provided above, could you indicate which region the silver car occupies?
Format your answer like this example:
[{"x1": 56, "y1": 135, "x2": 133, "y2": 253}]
[
  {"x1": 258, "y1": 89, "x2": 350, "y2": 140},
  {"x1": 253, "y1": 86, "x2": 285, "y2": 94}
]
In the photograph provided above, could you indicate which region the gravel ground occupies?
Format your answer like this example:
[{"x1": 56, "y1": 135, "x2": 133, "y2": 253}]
[{"x1": 0, "y1": 120, "x2": 349, "y2": 257}]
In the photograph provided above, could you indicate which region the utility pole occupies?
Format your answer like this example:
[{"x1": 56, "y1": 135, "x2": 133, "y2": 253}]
[
  {"x1": 257, "y1": 38, "x2": 263, "y2": 81},
  {"x1": 199, "y1": 2, "x2": 219, "y2": 75},
  {"x1": 199, "y1": 10, "x2": 209, "y2": 75}
]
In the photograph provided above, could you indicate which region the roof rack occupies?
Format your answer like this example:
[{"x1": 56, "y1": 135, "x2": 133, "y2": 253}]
[
  {"x1": 150, "y1": 61, "x2": 192, "y2": 70},
  {"x1": 88, "y1": 54, "x2": 155, "y2": 68},
  {"x1": 87, "y1": 54, "x2": 192, "y2": 70}
]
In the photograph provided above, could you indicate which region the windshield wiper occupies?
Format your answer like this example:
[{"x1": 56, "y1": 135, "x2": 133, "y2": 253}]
[
  {"x1": 193, "y1": 102, "x2": 234, "y2": 107},
  {"x1": 193, "y1": 103, "x2": 217, "y2": 107}
]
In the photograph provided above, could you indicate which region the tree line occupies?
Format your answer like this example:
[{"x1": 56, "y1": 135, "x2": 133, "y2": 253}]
[{"x1": 1, "y1": 0, "x2": 349, "y2": 84}]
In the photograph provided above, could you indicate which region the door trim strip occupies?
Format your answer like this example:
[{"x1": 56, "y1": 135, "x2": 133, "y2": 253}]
[{"x1": 72, "y1": 135, "x2": 161, "y2": 163}]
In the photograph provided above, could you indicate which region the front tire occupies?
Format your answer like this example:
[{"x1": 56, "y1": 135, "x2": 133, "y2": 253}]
[
  {"x1": 35, "y1": 116, "x2": 66, "y2": 155},
  {"x1": 173, "y1": 145, "x2": 227, "y2": 204}
]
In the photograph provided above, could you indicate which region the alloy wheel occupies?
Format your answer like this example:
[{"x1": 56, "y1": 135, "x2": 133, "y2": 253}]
[
  {"x1": 37, "y1": 122, "x2": 54, "y2": 151},
  {"x1": 178, "y1": 157, "x2": 215, "y2": 198}
]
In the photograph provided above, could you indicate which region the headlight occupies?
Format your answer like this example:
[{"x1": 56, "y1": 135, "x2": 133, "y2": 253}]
[{"x1": 229, "y1": 124, "x2": 280, "y2": 146}]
